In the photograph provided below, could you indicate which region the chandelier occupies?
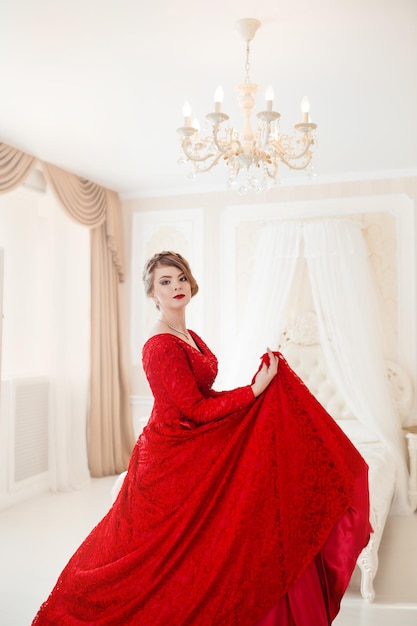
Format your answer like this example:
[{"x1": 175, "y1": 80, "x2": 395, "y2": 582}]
[{"x1": 177, "y1": 18, "x2": 318, "y2": 195}]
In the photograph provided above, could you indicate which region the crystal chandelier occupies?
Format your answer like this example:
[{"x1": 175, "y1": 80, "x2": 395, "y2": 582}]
[{"x1": 177, "y1": 18, "x2": 318, "y2": 195}]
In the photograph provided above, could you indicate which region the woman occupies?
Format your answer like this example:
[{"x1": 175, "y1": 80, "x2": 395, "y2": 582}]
[{"x1": 33, "y1": 251, "x2": 371, "y2": 625}]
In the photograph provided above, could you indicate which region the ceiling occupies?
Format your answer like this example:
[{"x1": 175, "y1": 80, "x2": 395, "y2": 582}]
[{"x1": 0, "y1": 0, "x2": 416, "y2": 198}]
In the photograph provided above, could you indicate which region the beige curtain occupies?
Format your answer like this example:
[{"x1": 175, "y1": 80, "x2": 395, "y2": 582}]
[{"x1": 0, "y1": 142, "x2": 135, "y2": 477}]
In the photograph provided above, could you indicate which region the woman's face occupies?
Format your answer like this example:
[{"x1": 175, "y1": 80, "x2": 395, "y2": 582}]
[{"x1": 151, "y1": 265, "x2": 192, "y2": 313}]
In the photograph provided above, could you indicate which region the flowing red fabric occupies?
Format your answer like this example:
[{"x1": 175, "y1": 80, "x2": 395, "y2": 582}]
[{"x1": 33, "y1": 332, "x2": 371, "y2": 625}]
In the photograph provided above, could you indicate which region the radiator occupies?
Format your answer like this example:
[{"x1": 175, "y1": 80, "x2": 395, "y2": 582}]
[
  {"x1": 13, "y1": 377, "x2": 49, "y2": 484},
  {"x1": 1, "y1": 377, "x2": 49, "y2": 494}
]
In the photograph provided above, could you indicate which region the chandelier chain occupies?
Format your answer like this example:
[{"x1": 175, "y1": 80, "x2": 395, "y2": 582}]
[{"x1": 244, "y1": 42, "x2": 251, "y2": 83}]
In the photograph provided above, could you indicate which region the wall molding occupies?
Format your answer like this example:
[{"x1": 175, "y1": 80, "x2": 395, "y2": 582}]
[{"x1": 130, "y1": 208, "x2": 205, "y2": 366}]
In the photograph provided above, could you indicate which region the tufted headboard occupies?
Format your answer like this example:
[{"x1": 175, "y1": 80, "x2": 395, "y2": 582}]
[
  {"x1": 280, "y1": 341, "x2": 355, "y2": 420},
  {"x1": 278, "y1": 311, "x2": 412, "y2": 444}
]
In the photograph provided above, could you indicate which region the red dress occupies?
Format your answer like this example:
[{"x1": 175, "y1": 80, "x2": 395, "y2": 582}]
[{"x1": 33, "y1": 331, "x2": 371, "y2": 625}]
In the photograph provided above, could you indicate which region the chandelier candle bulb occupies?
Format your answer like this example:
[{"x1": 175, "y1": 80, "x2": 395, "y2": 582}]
[
  {"x1": 214, "y1": 85, "x2": 224, "y2": 113},
  {"x1": 182, "y1": 100, "x2": 192, "y2": 127},
  {"x1": 265, "y1": 84, "x2": 274, "y2": 112},
  {"x1": 301, "y1": 96, "x2": 311, "y2": 123}
]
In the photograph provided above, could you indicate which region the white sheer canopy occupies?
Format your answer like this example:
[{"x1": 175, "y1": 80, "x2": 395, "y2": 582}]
[
  {"x1": 222, "y1": 221, "x2": 302, "y2": 386},
  {"x1": 305, "y1": 220, "x2": 409, "y2": 513},
  {"x1": 225, "y1": 219, "x2": 410, "y2": 514}
]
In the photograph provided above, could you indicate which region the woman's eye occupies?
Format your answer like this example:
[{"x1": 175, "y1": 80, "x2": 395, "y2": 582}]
[
  {"x1": 180, "y1": 276, "x2": 187, "y2": 282},
  {"x1": 160, "y1": 280, "x2": 170, "y2": 286}
]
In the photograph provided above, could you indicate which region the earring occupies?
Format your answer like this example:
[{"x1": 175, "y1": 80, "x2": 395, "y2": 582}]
[{"x1": 155, "y1": 301, "x2": 160, "y2": 310}]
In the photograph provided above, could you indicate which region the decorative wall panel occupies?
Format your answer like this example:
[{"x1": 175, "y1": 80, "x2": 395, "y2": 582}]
[{"x1": 130, "y1": 208, "x2": 204, "y2": 366}]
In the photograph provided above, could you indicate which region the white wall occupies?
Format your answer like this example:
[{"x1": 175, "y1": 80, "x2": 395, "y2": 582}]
[{"x1": 0, "y1": 187, "x2": 53, "y2": 378}]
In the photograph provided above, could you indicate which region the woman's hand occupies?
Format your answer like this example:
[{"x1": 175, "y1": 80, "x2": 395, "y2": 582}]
[{"x1": 251, "y1": 348, "x2": 279, "y2": 398}]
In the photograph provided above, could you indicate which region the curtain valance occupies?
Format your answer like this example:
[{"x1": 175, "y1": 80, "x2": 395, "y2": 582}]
[
  {"x1": 42, "y1": 161, "x2": 108, "y2": 228},
  {"x1": 0, "y1": 143, "x2": 37, "y2": 192}
]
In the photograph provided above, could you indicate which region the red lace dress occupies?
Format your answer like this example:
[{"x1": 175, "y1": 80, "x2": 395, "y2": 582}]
[{"x1": 32, "y1": 331, "x2": 371, "y2": 625}]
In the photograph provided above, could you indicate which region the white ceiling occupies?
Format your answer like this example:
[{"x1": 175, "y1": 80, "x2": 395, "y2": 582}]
[{"x1": 0, "y1": 0, "x2": 416, "y2": 198}]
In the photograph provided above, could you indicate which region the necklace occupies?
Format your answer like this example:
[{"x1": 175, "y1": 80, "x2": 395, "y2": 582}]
[{"x1": 160, "y1": 319, "x2": 190, "y2": 341}]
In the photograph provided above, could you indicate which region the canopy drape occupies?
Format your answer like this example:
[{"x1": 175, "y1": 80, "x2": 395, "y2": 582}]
[
  {"x1": 0, "y1": 142, "x2": 135, "y2": 479},
  {"x1": 304, "y1": 220, "x2": 409, "y2": 514},
  {"x1": 221, "y1": 221, "x2": 302, "y2": 386},
  {"x1": 226, "y1": 219, "x2": 410, "y2": 514}
]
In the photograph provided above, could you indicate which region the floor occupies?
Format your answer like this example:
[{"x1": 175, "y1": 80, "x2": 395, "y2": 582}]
[{"x1": 0, "y1": 477, "x2": 416, "y2": 626}]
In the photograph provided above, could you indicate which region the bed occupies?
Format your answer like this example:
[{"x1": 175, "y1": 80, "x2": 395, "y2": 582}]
[{"x1": 278, "y1": 311, "x2": 413, "y2": 602}]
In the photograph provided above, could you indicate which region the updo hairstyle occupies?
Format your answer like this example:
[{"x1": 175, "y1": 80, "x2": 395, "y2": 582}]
[{"x1": 142, "y1": 251, "x2": 199, "y2": 298}]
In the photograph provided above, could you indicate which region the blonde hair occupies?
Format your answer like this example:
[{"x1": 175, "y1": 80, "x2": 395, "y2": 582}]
[{"x1": 142, "y1": 251, "x2": 199, "y2": 298}]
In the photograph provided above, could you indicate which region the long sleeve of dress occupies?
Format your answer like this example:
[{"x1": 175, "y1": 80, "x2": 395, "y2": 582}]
[{"x1": 142, "y1": 334, "x2": 255, "y2": 426}]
